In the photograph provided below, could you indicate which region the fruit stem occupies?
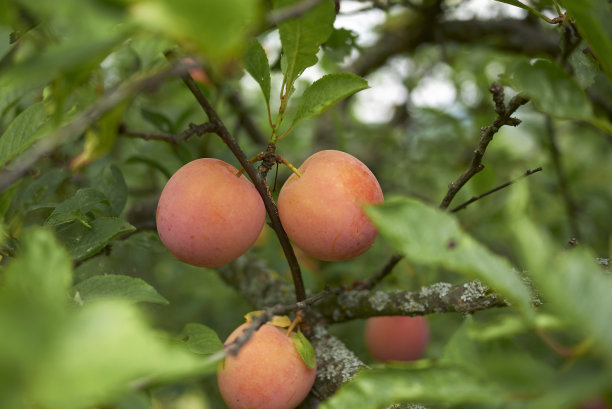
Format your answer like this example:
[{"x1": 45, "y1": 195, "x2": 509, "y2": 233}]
[{"x1": 278, "y1": 155, "x2": 302, "y2": 178}]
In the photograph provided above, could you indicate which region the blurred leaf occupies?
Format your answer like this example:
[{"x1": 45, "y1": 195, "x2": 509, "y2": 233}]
[
  {"x1": 0, "y1": 228, "x2": 73, "y2": 408},
  {"x1": 293, "y1": 329, "x2": 316, "y2": 369},
  {"x1": 32, "y1": 300, "x2": 214, "y2": 409},
  {"x1": 70, "y1": 102, "x2": 127, "y2": 170},
  {"x1": 275, "y1": 0, "x2": 335, "y2": 91},
  {"x1": 140, "y1": 108, "x2": 173, "y2": 133},
  {"x1": 45, "y1": 188, "x2": 111, "y2": 227},
  {"x1": 506, "y1": 58, "x2": 612, "y2": 134},
  {"x1": 131, "y1": 0, "x2": 260, "y2": 63},
  {"x1": 0, "y1": 37, "x2": 122, "y2": 114},
  {"x1": 561, "y1": 0, "x2": 612, "y2": 84},
  {"x1": 510, "y1": 217, "x2": 612, "y2": 363},
  {"x1": 59, "y1": 216, "x2": 135, "y2": 260},
  {"x1": 0, "y1": 102, "x2": 48, "y2": 167},
  {"x1": 544, "y1": 249, "x2": 612, "y2": 363},
  {"x1": 320, "y1": 365, "x2": 505, "y2": 409},
  {"x1": 508, "y1": 58, "x2": 592, "y2": 120},
  {"x1": 243, "y1": 39, "x2": 271, "y2": 108},
  {"x1": 292, "y1": 73, "x2": 368, "y2": 126},
  {"x1": 1, "y1": 228, "x2": 72, "y2": 309},
  {"x1": 323, "y1": 28, "x2": 359, "y2": 62},
  {"x1": 442, "y1": 317, "x2": 556, "y2": 396},
  {"x1": 365, "y1": 197, "x2": 535, "y2": 320},
  {"x1": 19, "y1": 169, "x2": 71, "y2": 209},
  {"x1": 97, "y1": 165, "x2": 128, "y2": 216},
  {"x1": 72, "y1": 274, "x2": 169, "y2": 305},
  {"x1": 569, "y1": 44, "x2": 599, "y2": 88},
  {"x1": 178, "y1": 323, "x2": 223, "y2": 355}
]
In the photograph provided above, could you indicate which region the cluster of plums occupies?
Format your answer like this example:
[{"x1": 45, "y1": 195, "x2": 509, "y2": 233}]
[
  {"x1": 155, "y1": 149, "x2": 384, "y2": 269},
  {"x1": 156, "y1": 151, "x2": 432, "y2": 409}
]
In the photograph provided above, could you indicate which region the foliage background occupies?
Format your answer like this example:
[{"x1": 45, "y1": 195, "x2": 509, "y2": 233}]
[{"x1": 0, "y1": 0, "x2": 611, "y2": 408}]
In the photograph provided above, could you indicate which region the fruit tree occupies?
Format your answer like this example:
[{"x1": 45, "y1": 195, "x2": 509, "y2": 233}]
[{"x1": 0, "y1": 0, "x2": 611, "y2": 408}]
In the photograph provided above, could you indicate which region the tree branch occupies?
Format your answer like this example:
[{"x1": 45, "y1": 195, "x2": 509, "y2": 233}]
[
  {"x1": 450, "y1": 167, "x2": 543, "y2": 213},
  {"x1": 317, "y1": 280, "x2": 507, "y2": 323},
  {"x1": 168, "y1": 54, "x2": 308, "y2": 303},
  {"x1": 119, "y1": 122, "x2": 217, "y2": 145},
  {"x1": 439, "y1": 83, "x2": 530, "y2": 210},
  {"x1": 350, "y1": 18, "x2": 560, "y2": 77}
]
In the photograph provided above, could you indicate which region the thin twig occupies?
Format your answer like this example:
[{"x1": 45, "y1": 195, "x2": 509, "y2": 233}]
[
  {"x1": 361, "y1": 253, "x2": 404, "y2": 290},
  {"x1": 119, "y1": 122, "x2": 217, "y2": 145},
  {"x1": 439, "y1": 83, "x2": 529, "y2": 210},
  {"x1": 166, "y1": 52, "x2": 308, "y2": 303},
  {"x1": 450, "y1": 167, "x2": 543, "y2": 213},
  {"x1": 224, "y1": 290, "x2": 329, "y2": 356}
]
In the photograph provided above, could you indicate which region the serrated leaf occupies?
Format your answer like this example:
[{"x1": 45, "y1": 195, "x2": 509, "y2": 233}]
[
  {"x1": 293, "y1": 73, "x2": 368, "y2": 125},
  {"x1": 275, "y1": 0, "x2": 335, "y2": 90},
  {"x1": 320, "y1": 366, "x2": 504, "y2": 409},
  {"x1": 365, "y1": 197, "x2": 534, "y2": 320},
  {"x1": 59, "y1": 216, "x2": 135, "y2": 261},
  {"x1": 244, "y1": 39, "x2": 271, "y2": 107},
  {"x1": 292, "y1": 330, "x2": 316, "y2": 369},
  {"x1": 72, "y1": 274, "x2": 169, "y2": 305},
  {"x1": 0, "y1": 102, "x2": 48, "y2": 167},
  {"x1": 178, "y1": 323, "x2": 223, "y2": 355},
  {"x1": 561, "y1": 0, "x2": 612, "y2": 84}
]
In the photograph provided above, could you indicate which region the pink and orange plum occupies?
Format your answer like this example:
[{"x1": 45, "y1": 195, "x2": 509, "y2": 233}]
[
  {"x1": 277, "y1": 150, "x2": 384, "y2": 261},
  {"x1": 156, "y1": 158, "x2": 265, "y2": 268},
  {"x1": 365, "y1": 316, "x2": 429, "y2": 362},
  {"x1": 217, "y1": 323, "x2": 317, "y2": 409}
]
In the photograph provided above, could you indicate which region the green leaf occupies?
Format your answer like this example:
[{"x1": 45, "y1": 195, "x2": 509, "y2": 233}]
[
  {"x1": 0, "y1": 102, "x2": 48, "y2": 167},
  {"x1": 72, "y1": 274, "x2": 169, "y2": 305},
  {"x1": 97, "y1": 165, "x2": 128, "y2": 216},
  {"x1": 293, "y1": 73, "x2": 369, "y2": 125},
  {"x1": 0, "y1": 37, "x2": 123, "y2": 114},
  {"x1": 543, "y1": 249, "x2": 612, "y2": 363},
  {"x1": 19, "y1": 169, "x2": 71, "y2": 208},
  {"x1": 70, "y1": 103, "x2": 127, "y2": 170},
  {"x1": 293, "y1": 330, "x2": 316, "y2": 369},
  {"x1": 320, "y1": 366, "x2": 504, "y2": 409},
  {"x1": 275, "y1": 0, "x2": 335, "y2": 91},
  {"x1": 365, "y1": 197, "x2": 534, "y2": 320},
  {"x1": 1, "y1": 228, "x2": 73, "y2": 309},
  {"x1": 561, "y1": 0, "x2": 612, "y2": 84},
  {"x1": 45, "y1": 188, "x2": 112, "y2": 227},
  {"x1": 244, "y1": 39, "x2": 271, "y2": 107},
  {"x1": 59, "y1": 217, "x2": 136, "y2": 261},
  {"x1": 508, "y1": 58, "x2": 592, "y2": 120},
  {"x1": 32, "y1": 300, "x2": 215, "y2": 409},
  {"x1": 131, "y1": 0, "x2": 260, "y2": 63},
  {"x1": 178, "y1": 323, "x2": 223, "y2": 355}
]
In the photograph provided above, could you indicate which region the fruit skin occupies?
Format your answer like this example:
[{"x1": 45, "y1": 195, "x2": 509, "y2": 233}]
[
  {"x1": 365, "y1": 316, "x2": 429, "y2": 362},
  {"x1": 217, "y1": 323, "x2": 317, "y2": 409},
  {"x1": 277, "y1": 150, "x2": 384, "y2": 261},
  {"x1": 156, "y1": 158, "x2": 265, "y2": 268}
]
